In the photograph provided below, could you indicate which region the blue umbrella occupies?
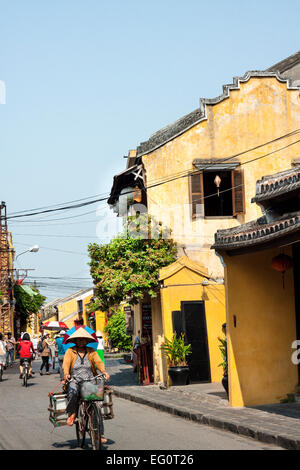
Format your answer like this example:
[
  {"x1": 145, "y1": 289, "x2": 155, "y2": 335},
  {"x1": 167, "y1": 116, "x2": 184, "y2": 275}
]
[{"x1": 63, "y1": 325, "x2": 98, "y2": 351}]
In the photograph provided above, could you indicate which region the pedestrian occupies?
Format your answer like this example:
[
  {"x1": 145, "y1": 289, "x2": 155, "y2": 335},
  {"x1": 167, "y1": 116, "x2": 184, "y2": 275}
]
[
  {"x1": 39, "y1": 332, "x2": 52, "y2": 375},
  {"x1": 96, "y1": 331, "x2": 105, "y2": 365},
  {"x1": 49, "y1": 336, "x2": 57, "y2": 370},
  {"x1": 5, "y1": 332, "x2": 16, "y2": 368},
  {"x1": 55, "y1": 330, "x2": 67, "y2": 380},
  {"x1": 32, "y1": 334, "x2": 38, "y2": 354},
  {"x1": 17, "y1": 333, "x2": 35, "y2": 378},
  {"x1": 0, "y1": 333, "x2": 7, "y2": 371},
  {"x1": 132, "y1": 330, "x2": 141, "y2": 373}
]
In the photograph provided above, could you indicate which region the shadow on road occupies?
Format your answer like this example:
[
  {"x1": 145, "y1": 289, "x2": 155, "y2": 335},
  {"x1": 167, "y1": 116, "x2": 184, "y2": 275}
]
[{"x1": 52, "y1": 439, "x2": 79, "y2": 450}]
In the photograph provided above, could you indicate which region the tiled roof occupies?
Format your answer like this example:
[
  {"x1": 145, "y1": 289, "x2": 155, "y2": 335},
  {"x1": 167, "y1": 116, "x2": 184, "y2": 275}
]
[
  {"x1": 212, "y1": 212, "x2": 300, "y2": 251},
  {"x1": 267, "y1": 51, "x2": 300, "y2": 73},
  {"x1": 136, "y1": 71, "x2": 300, "y2": 157},
  {"x1": 251, "y1": 167, "x2": 300, "y2": 203},
  {"x1": 107, "y1": 164, "x2": 139, "y2": 205}
]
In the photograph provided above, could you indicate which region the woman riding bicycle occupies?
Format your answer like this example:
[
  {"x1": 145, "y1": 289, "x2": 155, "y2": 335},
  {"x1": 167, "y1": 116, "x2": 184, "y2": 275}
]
[
  {"x1": 17, "y1": 333, "x2": 35, "y2": 378},
  {"x1": 62, "y1": 327, "x2": 110, "y2": 441}
]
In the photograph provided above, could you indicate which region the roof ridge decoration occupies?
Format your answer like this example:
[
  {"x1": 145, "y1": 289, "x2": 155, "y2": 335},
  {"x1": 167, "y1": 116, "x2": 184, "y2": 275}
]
[
  {"x1": 252, "y1": 167, "x2": 300, "y2": 203},
  {"x1": 212, "y1": 212, "x2": 300, "y2": 251},
  {"x1": 137, "y1": 71, "x2": 300, "y2": 158},
  {"x1": 159, "y1": 255, "x2": 209, "y2": 281}
]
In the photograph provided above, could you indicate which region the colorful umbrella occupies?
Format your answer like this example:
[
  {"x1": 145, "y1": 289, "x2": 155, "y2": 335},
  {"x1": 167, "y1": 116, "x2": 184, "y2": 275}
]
[
  {"x1": 41, "y1": 321, "x2": 68, "y2": 331},
  {"x1": 62, "y1": 325, "x2": 98, "y2": 350}
]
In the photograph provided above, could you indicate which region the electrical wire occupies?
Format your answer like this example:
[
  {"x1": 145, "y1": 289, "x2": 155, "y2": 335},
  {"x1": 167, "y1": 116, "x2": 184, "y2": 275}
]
[{"x1": 4, "y1": 128, "x2": 300, "y2": 221}]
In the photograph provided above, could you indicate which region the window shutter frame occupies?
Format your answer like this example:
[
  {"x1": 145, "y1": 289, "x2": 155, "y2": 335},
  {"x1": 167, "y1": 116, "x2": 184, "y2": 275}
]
[
  {"x1": 232, "y1": 168, "x2": 245, "y2": 215},
  {"x1": 189, "y1": 171, "x2": 204, "y2": 218}
]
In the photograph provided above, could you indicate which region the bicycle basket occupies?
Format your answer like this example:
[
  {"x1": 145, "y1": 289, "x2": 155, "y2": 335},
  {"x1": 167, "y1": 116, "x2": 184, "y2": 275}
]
[{"x1": 80, "y1": 377, "x2": 105, "y2": 401}]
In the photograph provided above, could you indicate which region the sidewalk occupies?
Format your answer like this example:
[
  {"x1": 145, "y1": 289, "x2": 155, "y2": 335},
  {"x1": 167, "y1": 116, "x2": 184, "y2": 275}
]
[{"x1": 106, "y1": 357, "x2": 300, "y2": 450}]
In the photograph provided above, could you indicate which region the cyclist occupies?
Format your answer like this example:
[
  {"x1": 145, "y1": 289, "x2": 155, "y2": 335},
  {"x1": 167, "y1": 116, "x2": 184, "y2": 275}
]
[
  {"x1": 17, "y1": 333, "x2": 35, "y2": 378},
  {"x1": 62, "y1": 327, "x2": 110, "y2": 443}
]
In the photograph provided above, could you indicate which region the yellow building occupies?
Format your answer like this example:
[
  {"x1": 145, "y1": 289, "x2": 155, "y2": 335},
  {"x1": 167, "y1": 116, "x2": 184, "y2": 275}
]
[
  {"x1": 213, "y1": 166, "x2": 300, "y2": 407},
  {"x1": 109, "y1": 53, "x2": 300, "y2": 386},
  {"x1": 56, "y1": 289, "x2": 94, "y2": 329}
]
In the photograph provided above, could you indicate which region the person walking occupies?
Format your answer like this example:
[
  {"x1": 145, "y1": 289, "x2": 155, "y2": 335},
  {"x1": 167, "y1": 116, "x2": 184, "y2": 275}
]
[
  {"x1": 55, "y1": 330, "x2": 67, "y2": 380},
  {"x1": 0, "y1": 333, "x2": 7, "y2": 372},
  {"x1": 49, "y1": 337, "x2": 57, "y2": 371},
  {"x1": 39, "y1": 332, "x2": 52, "y2": 375},
  {"x1": 132, "y1": 330, "x2": 141, "y2": 373},
  {"x1": 6, "y1": 332, "x2": 16, "y2": 368},
  {"x1": 32, "y1": 335, "x2": 38, "y2": 354}
]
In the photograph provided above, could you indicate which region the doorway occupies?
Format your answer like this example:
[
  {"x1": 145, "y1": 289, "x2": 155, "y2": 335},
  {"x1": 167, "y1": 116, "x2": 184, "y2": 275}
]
[{"x1": 172, "y1": 301, "x2": 211, "y2": 383}]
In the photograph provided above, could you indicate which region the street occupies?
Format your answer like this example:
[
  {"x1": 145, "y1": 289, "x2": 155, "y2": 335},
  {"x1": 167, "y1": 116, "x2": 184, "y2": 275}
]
[{"x1": 0, "y1": 360, "x2": 282, "y2": 450}]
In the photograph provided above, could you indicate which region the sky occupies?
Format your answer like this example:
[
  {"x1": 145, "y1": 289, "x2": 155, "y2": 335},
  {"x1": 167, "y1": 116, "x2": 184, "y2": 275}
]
[{"x1": 0, "y1": 0, "x2": 299, "y2": 300}]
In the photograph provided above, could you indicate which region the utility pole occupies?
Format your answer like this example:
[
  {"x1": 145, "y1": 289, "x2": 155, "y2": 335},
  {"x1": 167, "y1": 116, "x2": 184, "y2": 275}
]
[{"x1": 0, "y1": 202, "x2": 12, "y2": 333}]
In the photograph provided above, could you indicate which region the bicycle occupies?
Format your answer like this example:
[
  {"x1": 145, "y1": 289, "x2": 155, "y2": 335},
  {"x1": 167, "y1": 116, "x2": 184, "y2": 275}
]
[
  {"x1": 0, "y1": 363, "x2": 3, "y2": 382},
  {"x1": 22, "y1": 359, "x2": 30, "y2": 387},
  {"x1": 68, "y1": 374, "x2": 106, "y2": 450},
  {"x1": 22, "y1": 354, "x2": 35, "y2": 387}
]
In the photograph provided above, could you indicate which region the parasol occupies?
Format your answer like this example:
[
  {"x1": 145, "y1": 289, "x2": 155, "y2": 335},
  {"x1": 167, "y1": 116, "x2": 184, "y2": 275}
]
[{"x1": 41, "y1": 321, "x2": 68, "y2": 331}]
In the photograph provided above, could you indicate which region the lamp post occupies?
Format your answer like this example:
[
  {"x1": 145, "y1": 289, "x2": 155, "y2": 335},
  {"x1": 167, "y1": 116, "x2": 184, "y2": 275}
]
[
  {"x1": 14, "y1": 245, "x2": 39, "y2": 338},
  {"x1": 15, "y1": 245, "x2": 39, "y2": 263}
]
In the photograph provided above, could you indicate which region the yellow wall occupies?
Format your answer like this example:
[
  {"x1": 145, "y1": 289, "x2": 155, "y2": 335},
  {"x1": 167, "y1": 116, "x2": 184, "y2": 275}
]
[
  {"x1": 143, "y1": 76, "x2": 300, "y2": 278},
  {"x1": 223, "y1": 246, "x2": 298, "y2": 407},
  {"x1": 95, "y1": 310, "x2": 107, "y2": 343},
  {"x1": 159, "y1": 258, "x2": 226, "y2": 384},
  {"x1": 57, "y1": 291, "x2": 93, "y2": 330}
]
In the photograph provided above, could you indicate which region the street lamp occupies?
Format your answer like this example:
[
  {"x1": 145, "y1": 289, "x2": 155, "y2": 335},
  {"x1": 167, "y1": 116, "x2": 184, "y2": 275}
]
[{"x1": 16, "y1": 245, "x2": 39, "y2": 262}]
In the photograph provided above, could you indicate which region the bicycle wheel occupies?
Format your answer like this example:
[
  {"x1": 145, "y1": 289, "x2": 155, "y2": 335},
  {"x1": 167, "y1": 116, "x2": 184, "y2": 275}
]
[
  {"x1": 23, "y1": 369, "x2": 28, "y2": 387},
  {"x1": 76, "y1": 403, "x2": 86, "y2": 448},
  {"x1": 88, "y1": 402, "x2": 103, "y2": 451},
  {"x1": 0, "y1": 366, "x2": 3, "y2": 382}
]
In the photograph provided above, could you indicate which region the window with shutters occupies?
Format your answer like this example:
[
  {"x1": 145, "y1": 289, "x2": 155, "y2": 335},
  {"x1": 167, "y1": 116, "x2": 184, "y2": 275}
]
[{"x1": 189, "y1": 168, "x2": 245, "y2": 218}]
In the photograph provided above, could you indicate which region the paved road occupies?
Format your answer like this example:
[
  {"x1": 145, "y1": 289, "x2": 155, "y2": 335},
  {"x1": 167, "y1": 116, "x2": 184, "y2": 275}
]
[{"x1": 0, "y1": 360, "x2": 282, "y2": 450}]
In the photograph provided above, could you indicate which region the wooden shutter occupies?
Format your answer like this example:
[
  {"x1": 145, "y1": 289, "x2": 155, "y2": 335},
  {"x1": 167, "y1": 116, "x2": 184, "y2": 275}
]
[
  {"x1": 232, "y1": 168, "x2": 245, "y2": 215},
  {"x1": 189, "y1": 171, "x2": 204, "y2": 218}
]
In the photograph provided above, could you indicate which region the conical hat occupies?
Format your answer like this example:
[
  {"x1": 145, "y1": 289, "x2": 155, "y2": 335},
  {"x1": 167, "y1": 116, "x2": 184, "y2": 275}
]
[{"x1": 65, "y1": 327, "x2": 97, "y2": 344}]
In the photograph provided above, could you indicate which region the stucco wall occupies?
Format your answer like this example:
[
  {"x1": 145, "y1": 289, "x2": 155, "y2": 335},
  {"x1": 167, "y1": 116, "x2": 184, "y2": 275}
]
[
  {"x1": 160, "y1": 265, "x2": 226, "y2": 383},
  {"x1": 223, "y1": 246, "x2": 298, "y2": 407},
  {"x1": 143, "y1": 76, "x2": 300, "y2": 278}
]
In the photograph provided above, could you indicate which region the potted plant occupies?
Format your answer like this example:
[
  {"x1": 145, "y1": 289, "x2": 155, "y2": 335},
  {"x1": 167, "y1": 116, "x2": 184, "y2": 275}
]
[
  {"x1": 161, "y1": 333, "x2": 192, "y2": 386},
  {"x1": 218, "y1": 336, "x2": 229, "y2": 398}
]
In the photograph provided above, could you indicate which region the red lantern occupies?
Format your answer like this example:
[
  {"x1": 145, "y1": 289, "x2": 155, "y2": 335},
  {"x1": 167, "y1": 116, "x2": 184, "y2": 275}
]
[{"x1": 271, "y1": 254, "x2": 293, "y2": 288}]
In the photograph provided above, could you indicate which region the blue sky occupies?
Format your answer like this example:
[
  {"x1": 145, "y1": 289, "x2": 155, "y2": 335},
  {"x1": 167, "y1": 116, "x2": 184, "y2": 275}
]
[{"x1": 0, "y1": 0, "x2": 299, "y2": 299}]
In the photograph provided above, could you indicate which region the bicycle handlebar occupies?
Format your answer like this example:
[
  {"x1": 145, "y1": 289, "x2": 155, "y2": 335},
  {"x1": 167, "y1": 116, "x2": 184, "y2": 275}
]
[{"x1": 67, "y1": 373, "x2": 107, "y2": 384}]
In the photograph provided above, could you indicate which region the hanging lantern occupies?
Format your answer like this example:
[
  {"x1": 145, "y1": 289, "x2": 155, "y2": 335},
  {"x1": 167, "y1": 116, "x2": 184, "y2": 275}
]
[
  {"x1": 133, "y1": 185, "x2": 142, "y2": 203},
  {"x1": 271, "y1": 254, "x2": 293, "y2": 288},
  {"x1": 214, "y1": 175, "x2": 222, "y2": 197}
]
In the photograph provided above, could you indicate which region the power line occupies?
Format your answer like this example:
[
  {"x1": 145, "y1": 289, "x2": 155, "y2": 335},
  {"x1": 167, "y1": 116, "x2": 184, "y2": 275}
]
[
  {"x1": 13, "y1": 233, "x2": 97, "y2": 239},
  {"x1": 14, "y1": 242, "x2": 88, "y2": 256},
  {"x1": 4, "y1": 128, "x2": 300, "y2": 221}
]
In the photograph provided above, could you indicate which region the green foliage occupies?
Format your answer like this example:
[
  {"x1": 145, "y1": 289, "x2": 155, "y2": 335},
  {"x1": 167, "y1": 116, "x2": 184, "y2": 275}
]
[
  {"x1": 160, "y1": 333, "x2": 192, "y2": 367},
  {"x1": 218, "y1": 337, "x2": 228, "y2": 375},
  {"x1": 104, "y1": 309, "x2": 132, "y2": 352},
  {"x1": 88, "y1": 214, "x2": 177, "y2": 311},
  {"x1": 14, "y1": 285, "x2": 46, "y2": 325}
]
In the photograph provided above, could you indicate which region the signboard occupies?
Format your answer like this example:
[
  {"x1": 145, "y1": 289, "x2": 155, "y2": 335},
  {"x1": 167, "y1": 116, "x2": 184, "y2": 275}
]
[{"x1": 142, "y1": 303, "x2": 152, "y2": 338}]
